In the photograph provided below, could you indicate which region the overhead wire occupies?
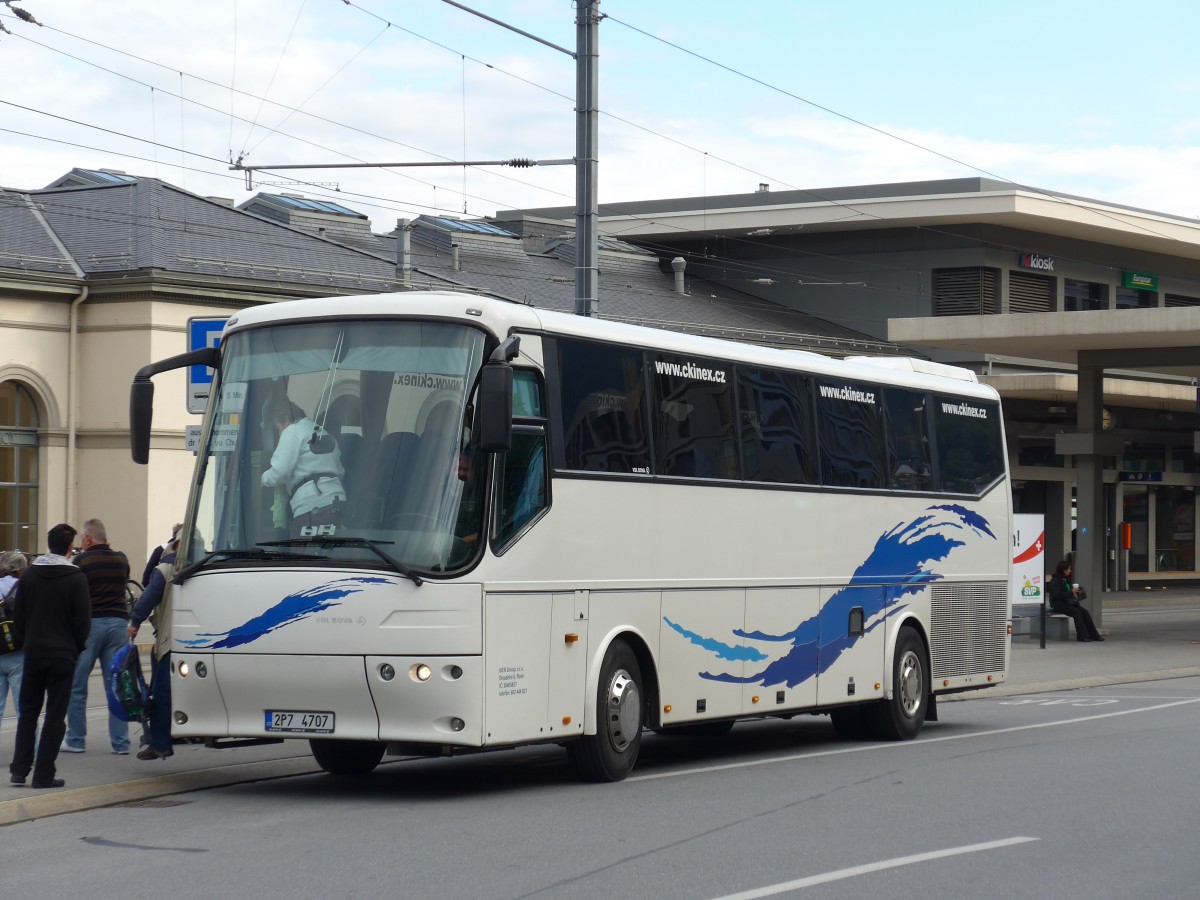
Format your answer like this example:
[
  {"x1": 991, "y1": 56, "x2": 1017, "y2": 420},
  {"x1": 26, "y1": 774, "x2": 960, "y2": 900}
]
[
  {"x1": 238, "y1": 0, "x2": 308, "y2": 158},
  {"x1": 2, "y1": 8, "x2": 1196, "y2": 306}
]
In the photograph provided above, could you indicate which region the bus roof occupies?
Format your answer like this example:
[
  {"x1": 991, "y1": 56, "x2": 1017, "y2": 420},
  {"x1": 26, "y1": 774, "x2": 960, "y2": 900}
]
[{"x1": 225, "y1": 291, "x2": 998, "y2": 401}]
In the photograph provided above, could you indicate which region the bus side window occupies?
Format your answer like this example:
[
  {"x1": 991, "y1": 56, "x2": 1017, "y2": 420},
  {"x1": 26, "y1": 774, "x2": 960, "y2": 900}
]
[
  {"x1": 933, "y1": 395, "x2": 1004, "y2": 494},
  {"x1": 883, "y1": 388, "x2": 933, "y2": 492},
  {"x1": 496, "y1": 431, "x2": 548, "y2": 547}
]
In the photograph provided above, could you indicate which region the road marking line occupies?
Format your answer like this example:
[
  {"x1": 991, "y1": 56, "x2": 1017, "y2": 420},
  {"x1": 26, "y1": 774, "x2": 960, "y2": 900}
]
[
  {"x1": 632, "y1": 697, "x2": 1200, "y2": 781},
  {"x1": 709, "y1": 836, "x2": 1038, "y2": 899}
]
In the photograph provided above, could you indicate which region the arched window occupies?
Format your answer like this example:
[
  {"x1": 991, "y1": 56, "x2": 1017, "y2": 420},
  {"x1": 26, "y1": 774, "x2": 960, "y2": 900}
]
[{"x1": 0, "y1": 382, "x2": 39, "y2": 553}]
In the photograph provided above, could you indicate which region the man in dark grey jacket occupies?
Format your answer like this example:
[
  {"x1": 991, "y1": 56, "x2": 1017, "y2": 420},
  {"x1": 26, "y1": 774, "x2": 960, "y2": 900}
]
[{"x1": 8, "y1": 524, "x2": 91, "y2": 789}]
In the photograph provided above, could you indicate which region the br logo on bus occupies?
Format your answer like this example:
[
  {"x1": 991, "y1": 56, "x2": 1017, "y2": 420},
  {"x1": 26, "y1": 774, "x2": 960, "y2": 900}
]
[
  {"x1": 663, "y1": 504, "x2": 996, "y2": 687},
  {"x1": 301, "y1": 524, "x2": 339, "y2": 537}
]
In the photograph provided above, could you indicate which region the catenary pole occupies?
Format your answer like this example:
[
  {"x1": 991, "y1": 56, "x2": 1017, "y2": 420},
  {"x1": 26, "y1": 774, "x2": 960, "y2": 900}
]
[{"x1": 574, "y1": 1, "x2": 600, "y2": 317}]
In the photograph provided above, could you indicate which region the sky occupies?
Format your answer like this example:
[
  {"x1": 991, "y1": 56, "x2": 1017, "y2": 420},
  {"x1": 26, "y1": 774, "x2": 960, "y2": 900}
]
[{"x1": 2, "y1": 0, "x2": 1200, "y2": 233}]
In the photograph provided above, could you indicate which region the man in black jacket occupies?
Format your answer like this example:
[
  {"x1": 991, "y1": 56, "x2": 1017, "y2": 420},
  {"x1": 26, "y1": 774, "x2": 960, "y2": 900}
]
[{"x1": 8, "y1": 524, "x2": 91, "y2": 789}]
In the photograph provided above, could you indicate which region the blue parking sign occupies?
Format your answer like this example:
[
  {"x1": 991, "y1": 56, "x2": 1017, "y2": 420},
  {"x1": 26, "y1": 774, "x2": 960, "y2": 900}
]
[{"x1": 187, "y1": 317, "x2": 228, "y2": 414}]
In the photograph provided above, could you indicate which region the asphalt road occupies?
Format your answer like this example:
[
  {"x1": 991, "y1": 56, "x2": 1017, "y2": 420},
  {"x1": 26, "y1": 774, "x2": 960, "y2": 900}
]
[{"x1": 2, "y1": 675, "x2": 1198, "y2": 900}]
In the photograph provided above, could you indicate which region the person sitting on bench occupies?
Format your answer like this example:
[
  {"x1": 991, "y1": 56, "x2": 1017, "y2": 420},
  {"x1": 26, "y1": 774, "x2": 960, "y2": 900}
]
[{"x1": 1047, "y1": 560, "x2": 1104, "y2": 642}]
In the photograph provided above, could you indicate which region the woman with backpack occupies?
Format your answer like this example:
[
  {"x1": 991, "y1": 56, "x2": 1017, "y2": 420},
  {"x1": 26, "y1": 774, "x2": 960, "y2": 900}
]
[{"x1": 0, "y1": 549, "x2": 29, "y2": 749}]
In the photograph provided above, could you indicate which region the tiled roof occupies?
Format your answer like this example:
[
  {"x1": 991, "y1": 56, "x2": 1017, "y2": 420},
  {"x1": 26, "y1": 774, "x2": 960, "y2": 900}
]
[
  {"x1": 0, "y1": 189, "x2": 79, "y2": 276},
  {"x1": 28, "y1": 179, "x2": 402, "y2": 292},
  {"x1": 379, "y1": 223, "x2": 902, "y2": 356}
]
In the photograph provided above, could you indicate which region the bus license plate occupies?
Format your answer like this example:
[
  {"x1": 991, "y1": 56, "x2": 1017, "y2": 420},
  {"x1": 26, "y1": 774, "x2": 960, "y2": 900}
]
[{"x1": 265, "y1": 710, "x2": 335, "y2": 734}]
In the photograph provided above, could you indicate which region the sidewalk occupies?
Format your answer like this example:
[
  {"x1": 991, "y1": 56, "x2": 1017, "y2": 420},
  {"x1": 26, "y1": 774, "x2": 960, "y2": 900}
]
[
  {"x1": 958, "y1": 590, "x2": 1200, "y2": 699},
  {"x1": 3, "y1": 592, "x2": 1200, "y2": 826}
]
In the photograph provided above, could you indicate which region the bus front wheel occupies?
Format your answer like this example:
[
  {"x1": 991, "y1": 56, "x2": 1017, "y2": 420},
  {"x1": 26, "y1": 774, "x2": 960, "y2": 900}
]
[
  {"x1": 865, "y1": 627, "x2": 928, "y2": 741},
  {"x1": 310, "y1": 738, "x2": 386, "y2": 776},
  {"x1": 567, "y1": 639, "x2": 644, "y2": 782}
]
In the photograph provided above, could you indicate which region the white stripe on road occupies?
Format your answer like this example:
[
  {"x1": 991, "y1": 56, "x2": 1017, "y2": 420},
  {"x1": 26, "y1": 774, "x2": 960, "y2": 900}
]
[
  {"x1": 709, "y1": 836, "x2": 1038, "y2": 900},
  {"x1": 631, "y1": 697, "x2": 1200, "y2": 782}
]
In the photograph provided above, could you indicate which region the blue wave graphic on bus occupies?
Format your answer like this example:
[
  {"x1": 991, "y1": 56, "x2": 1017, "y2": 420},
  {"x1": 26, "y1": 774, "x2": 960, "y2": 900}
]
[
  {"x1": 179, "y1": 576, "x2": 392, "y2": 650},
  {"x1": 663, "y1": 505, "x2": 994, "y2": 687}
]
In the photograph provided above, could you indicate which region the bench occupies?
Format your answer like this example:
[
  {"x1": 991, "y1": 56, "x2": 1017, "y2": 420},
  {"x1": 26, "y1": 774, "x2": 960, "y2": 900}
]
[{"x1": 1011, "y1": 599, "x2": 1073, "y2": 642}]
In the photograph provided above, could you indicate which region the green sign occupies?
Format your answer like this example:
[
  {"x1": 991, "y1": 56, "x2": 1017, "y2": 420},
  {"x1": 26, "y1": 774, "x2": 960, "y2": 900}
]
[{"x1": 1122, "y1": 270, "x2": 1158, "y2": 291}]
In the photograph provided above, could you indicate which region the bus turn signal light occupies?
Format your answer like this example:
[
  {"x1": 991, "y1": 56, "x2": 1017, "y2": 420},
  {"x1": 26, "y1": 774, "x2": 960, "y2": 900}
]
[{"x1": 565, "y1": 633, "x2": 579, "y2": 644}]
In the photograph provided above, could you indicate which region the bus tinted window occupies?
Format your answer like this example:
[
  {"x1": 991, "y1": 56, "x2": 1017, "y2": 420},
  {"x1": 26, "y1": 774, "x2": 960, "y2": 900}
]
[
  {"x1": 512, "y1": 369, "x2": 543, "y2": 418},
  {"x1": 883, "y1": 388, "x2": 933, "y2": 492},
  {"x1": 496, "y1": 430, "x2": 548, "y2": 546},
  {"x1": 815, "y1": 380, "x2": 886, "y2": 489},
  {"x1": 558, "y1": 339, "x2": 650, "y2": 473},
  {"x1": 650, "y1": 355, "x2": 737, "y2": 479},
  {"x1": 737, "y1": 367, "x2": 816, "y2": 484},
  {"x1": 934, "y1": 396, "x2": 1004, "y2": 494}
]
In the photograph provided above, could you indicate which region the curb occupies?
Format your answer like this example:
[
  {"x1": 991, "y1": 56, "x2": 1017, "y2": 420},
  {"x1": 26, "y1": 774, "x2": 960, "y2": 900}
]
[
  {"x1": 943, "y1": 665, "x2": 1200, "y2": 702},
  {"x1": 0, "y1": 755, "x2": 319, "y2": 828}
]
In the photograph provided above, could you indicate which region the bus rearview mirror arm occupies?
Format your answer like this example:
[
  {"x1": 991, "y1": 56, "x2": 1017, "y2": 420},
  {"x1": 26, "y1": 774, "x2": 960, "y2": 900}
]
[{"x1": 130, "y1": 346, "x2": 222, "y2": 465}]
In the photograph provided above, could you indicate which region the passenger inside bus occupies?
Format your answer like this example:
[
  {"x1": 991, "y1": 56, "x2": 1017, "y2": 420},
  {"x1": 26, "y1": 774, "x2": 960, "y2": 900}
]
[
  {"x1": 261, "y1": 396, "x2": 346, "y2": 537},
  {"x1": 454, "y1": 448, "x2": 483, "y2": 546}
]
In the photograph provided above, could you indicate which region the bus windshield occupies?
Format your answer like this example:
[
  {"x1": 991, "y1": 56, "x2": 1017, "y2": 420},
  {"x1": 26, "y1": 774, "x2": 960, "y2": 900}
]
[{"x1": 189, "y1": 319, "x2": 488, "y2": 575}]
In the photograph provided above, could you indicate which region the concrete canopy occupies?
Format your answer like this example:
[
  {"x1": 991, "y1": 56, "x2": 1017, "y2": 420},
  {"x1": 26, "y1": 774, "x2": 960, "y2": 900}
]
[{"x1": 888, "y1": 307, "x2": 1200, "y2": 380}]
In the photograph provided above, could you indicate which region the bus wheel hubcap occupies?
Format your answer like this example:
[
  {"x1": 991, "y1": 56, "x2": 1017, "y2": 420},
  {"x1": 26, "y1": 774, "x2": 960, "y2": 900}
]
[
  {"x1": 898, "y1": 650, "x2": 922, "y2": 718},
  {"x1": 605, "y1": 669, "x2": 640, "y2": 753}
]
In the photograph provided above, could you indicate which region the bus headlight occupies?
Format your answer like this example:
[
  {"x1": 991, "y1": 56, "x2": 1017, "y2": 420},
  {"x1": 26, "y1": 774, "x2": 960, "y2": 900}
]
[
  {"x1": 411, "y1": 663, "x2": 432, "y2": 682},
  {"x1": 178, "y1": 660, "x2": 189, "y2": 677},
  {"x1": 379, "y1": 663, "x2": 396, "y2": 681}
]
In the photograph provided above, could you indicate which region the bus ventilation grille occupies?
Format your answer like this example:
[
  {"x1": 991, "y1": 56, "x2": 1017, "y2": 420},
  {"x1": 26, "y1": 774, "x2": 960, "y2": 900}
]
[{"x1": 928, "y1": 581, "x2": 1008, "y2": 679}]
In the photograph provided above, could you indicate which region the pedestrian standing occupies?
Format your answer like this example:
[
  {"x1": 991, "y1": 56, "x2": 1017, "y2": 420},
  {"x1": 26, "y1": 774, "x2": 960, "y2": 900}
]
[
  {"x1": 141, "y1": 523, "x2": 182, "y2": 591},
  {"x1": 9, "y1": 524, "x2": 91, "y2": 789},
  {"x1": 0, "y1": 550, "x2": 29, "y2": 749},
  {"x1": 64, "y1": 518, "x2": 131, "y2": 754},
  {"x1": 128, "y1": 532, "x2": 179, "y2": 760}
]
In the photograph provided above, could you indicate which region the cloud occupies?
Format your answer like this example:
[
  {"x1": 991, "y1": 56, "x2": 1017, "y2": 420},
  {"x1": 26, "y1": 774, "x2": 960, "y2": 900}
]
[{"x1": 4, "y1": 1, "x2": 1200, "y2": 232}]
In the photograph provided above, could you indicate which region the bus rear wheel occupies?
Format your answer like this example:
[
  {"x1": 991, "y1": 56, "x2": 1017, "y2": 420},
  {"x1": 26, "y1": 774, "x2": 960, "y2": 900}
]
[
  {"x1": 310, "y1": 738, "x2": 386, "y2": 776},
  {"x1": 865, "y1": 626, "x2": 928, "y2": 741},
  {"x1": 567, "y1": 639, "x2": 644, "y2": 782}
]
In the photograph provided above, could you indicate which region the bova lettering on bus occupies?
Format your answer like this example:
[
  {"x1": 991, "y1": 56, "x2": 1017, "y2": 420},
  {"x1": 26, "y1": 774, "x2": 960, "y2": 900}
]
[
  {"x1": 1019, "y1": 253, "x2": 1054, "y2": 271},
  {"x1": 662, "y1": 505, "x2": 996, "y2": 687},
  {"x1": 180, "y1": 576, "x2": 391, "y2": 650}
]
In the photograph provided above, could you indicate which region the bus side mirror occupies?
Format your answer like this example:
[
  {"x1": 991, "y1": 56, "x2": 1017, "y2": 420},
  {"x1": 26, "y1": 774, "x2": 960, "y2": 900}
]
[
  {"x1": 478, "y1": 362, "x2": 513, "y2": 453},
  {"x1": 130, "y1": 379, "x2": 155, "y2": 465}
]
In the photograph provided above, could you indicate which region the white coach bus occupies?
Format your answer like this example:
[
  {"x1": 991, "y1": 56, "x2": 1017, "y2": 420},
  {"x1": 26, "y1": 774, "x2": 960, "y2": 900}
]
[{"x1": 130, "y1": 291, "x2": 1011, "y2": 782}]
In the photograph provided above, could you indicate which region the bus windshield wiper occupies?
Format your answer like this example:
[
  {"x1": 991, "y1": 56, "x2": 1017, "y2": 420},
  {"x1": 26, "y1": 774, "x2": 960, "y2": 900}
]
[
  {"x1": 257, "y1": 537, "x2": 424, "y2": 586},
  {"x1": 173, "y1": 547, "x2": 329, "y2": 584}
]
